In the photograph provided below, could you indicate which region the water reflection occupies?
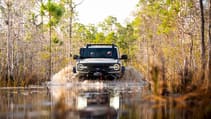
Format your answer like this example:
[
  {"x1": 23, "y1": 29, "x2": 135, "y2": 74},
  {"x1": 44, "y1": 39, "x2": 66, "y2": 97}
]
[
  {"x1": 0, "y1": 87, "x2": 51, "y2": 119},
  {"x1": 49, "y1": 81, "x2": 131, "y2": 119},
  {"x1": 0, "y1": 82, "x2": 201, "y2": 119},
  {"x1": 1, "y1": 80, "x2": 210, "y2": 119},
  {"x1": 0, "y1": 82, "x2": 172, "y2": 119},
  {"x1": 76, "y1": 88, "x2": 118, "y2": 119}
]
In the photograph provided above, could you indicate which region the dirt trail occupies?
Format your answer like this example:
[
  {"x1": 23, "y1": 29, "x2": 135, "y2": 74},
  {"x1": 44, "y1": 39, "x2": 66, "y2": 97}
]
[{"x1": 51, "y1": 65, "x2": 145, "y2": 84}]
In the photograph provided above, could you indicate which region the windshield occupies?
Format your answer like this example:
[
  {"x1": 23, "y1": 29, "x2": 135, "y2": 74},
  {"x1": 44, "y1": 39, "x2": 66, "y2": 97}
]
[{"x1": 80, "y1": 48, "x2": 118, "y2": 59}]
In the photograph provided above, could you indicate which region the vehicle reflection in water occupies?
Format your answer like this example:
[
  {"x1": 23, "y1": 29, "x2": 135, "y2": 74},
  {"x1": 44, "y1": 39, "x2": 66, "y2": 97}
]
[
  {"x1": 76, "y1": 88, "x2": 119, "y2": 119},
  {"x1": 50, "y1": 82, "x2": 122, "y2": 119},
  {"x1": 0, "y1": 80, "x2": 210, "y2": 119},
  {"x1": 0, "y1": 81, "x2": 149, "y2": 119},
  {"x1": 49, "y1": 81, "x2": 149, "y2": 119}
]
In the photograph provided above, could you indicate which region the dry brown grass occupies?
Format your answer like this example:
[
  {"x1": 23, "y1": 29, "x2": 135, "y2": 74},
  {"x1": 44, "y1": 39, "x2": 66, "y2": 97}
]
[
  {"x1": 0, "y1": 72, "x2": 45, "y2": 87},
  {"x1": 146, "y1": 62, "x2": 211, "y2": 118}
]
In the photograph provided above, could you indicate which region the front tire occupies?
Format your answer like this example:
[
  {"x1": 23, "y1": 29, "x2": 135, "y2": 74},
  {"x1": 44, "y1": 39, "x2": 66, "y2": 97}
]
[{"x1": 73, "y1": 67, "x2": 76, "y2": 73}]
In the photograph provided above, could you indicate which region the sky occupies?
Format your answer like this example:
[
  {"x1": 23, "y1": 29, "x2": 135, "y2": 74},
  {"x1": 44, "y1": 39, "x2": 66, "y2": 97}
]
[{"x1": 76, "y1": 0, "x2": 139, "y2": 25}]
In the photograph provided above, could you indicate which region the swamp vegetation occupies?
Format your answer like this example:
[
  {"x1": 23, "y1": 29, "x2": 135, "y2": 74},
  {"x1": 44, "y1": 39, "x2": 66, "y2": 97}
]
[{"x1": 0, "y1": 0, "x2": 211, "y2": 118}]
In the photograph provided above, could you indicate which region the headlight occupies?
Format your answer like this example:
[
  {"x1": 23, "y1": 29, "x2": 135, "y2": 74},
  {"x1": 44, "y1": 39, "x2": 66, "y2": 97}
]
[
  {"x1": 77, "y1": 96, "x2": 87, "y2": 110},
  {"x1": 113, "y1": 64, "x2": 120, "y2": 70},
  {"x1": 77, "y1": 64, "x2": 87, "y2": 70},
  {"x1": 110, "y1": 95, "x2": 119, "y2": 110},
  {"x1": 110, "y1": 64, "x2": 120, "y2": 71}
]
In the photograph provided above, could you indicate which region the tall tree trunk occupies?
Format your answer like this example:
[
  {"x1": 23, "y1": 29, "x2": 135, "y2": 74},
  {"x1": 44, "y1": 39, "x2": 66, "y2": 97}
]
[
  {"x1": 49, "y1": 15, "x2": 52, "y2": 80},
  {"x1": 208, "y1": 0, "x2": 211, "y2": 80},
  {"x1": 7, "y1": 3, "x2": 11, "y2": 80},
  {"x1": 41, "y1": 0, "x2": 45, "y2": 80},
  {"x1": 200, "y1": 0, "x2": 206, "y2": 80},
  {"x1": 189, "y1": 35, "x2": 194, "y2": 68},
  {"x1": 68, "y1": 0, "x2": 84, "y2": 56},
  {"x1": 69, "y1": 2, "x2": 73, "y2": 56}
]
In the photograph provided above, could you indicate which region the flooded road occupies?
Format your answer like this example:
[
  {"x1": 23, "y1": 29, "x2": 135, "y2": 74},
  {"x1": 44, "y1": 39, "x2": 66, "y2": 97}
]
[
  {"x1": 0, "y1": 81, "x2": 150, "y2": 119},
  {"x1": 0, "y1": 66, "x2": 153, "y2": 119},
  {"x1": 1, "y1": 65, "x2": 207, "y2": 119},
  {"x1": 0, "y1": 80, "x2": 208, "y2": 119}
]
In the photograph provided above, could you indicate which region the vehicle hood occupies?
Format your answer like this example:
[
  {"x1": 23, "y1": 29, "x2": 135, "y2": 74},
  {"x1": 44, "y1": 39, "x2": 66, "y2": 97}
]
[{"x1": 78, "y1": 58, "x2": 119, "y2": 64}]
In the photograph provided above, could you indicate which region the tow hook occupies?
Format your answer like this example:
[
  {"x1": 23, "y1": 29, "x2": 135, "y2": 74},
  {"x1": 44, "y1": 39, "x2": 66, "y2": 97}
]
[{"x1": 93, "y1": 72, "x2": 102, "y2": 77}]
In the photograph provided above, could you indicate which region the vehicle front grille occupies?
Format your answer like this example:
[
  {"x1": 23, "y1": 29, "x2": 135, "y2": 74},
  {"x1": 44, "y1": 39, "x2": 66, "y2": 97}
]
[{"x1": 83, "y1": 63, "x2": 114, "y2": 72}]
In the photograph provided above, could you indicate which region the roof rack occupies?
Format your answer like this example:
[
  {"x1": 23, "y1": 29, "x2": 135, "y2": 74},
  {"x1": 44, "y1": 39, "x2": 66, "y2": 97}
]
[{"x1": 86, "y1": 44, "x2": 116, "y2": 48}]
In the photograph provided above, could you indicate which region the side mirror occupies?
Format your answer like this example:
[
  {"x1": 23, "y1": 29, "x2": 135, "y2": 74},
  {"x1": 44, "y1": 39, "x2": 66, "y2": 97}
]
[
  {"x1": 73, "y1": 55, "x2": 79, "y2": 60},
  {"x1": 80, "y1": 48, "x2": 85, "y2": 56},
  {"x1": 121, "y1": 55, "x2": 128, "y2": 60}
]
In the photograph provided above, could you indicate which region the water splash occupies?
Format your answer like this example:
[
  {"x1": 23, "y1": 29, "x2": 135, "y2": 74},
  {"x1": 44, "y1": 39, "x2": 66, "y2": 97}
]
[
  {"x1": 47, "y1": 66, "x2": 148, "y2": 118},
  {"x1": 50, "y1": 65, "x2": 146, "y2": 84},
  {"x1": 50, "y1": 65, "x2": 76, "y2": 84},
  {"x1": 120, "y1": 66, "x2": 145, "y2": 82}
]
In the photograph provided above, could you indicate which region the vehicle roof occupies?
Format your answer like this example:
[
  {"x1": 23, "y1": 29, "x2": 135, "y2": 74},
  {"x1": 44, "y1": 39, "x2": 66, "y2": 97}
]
[
  {"x1": 87, "y1": 46, "x2": 117, "y2": 48},
  {"x1": 86, "y1": 44, "x2": 117, "y2": 48}
]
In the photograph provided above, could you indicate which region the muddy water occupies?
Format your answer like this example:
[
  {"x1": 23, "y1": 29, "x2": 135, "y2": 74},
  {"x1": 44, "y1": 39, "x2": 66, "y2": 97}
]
[
  {"x1": 0, "y1": 66, "x2": 198, "y2": 119},
  {"x1": 0, "y1": 81, "x2": 148, "y2": 119}
]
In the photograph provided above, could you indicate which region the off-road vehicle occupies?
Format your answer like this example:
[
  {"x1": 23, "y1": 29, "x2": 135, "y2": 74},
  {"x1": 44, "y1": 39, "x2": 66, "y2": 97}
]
[{"x1": 72, "y1": 44, "x2": 127, "y2": 79}]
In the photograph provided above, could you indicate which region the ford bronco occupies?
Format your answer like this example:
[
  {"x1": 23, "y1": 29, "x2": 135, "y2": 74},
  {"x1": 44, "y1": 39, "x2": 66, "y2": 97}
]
[{"x1": 72, "y1": 44, "x2": 127, "y2": 79}]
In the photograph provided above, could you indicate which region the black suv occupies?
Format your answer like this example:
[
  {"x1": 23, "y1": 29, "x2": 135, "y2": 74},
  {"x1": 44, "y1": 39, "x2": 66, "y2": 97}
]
[{"x1": 73, "y1": 44, "x2": 127, "y2": 79}]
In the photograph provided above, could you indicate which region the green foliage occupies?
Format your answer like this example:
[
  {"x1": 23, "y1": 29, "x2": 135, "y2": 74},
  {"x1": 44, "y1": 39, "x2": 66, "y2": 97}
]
[
  {"x1": 98, "y1": 16, "x2": 118, "y2": 33},
  {"x1": 137, "y1": 0, "x2": 181, "y2": 35},
  {"x1": 105, "y1": 32, "x2": 117, "y2": 44},
  {"x1": 41, "y1": 0, "x2": 65, "y2": 26},
  {"x1": 52, "y1": 36, "x2": 63, "y2": 45},
  {"x1": 52, "y1": 36, "x2": 59, "y2": 44},
  {"x1": 40, "y1": 3, "x2": 45, "y2": 16},
  {"x1": 73, "y1": 16, "x2": 137, "y2": 57},
  {"x1": 40, "y1": 52, "x2": 50, "y2": 60},
  {"x1": 95, "y1": 32, "x2": 105, "y2": 43},
  {"x1": 24, "y1": 33, "x2": 32, "y2": 41},
  {"x1": 74, "y1": 23, "x2": 87, "y2": 40}
]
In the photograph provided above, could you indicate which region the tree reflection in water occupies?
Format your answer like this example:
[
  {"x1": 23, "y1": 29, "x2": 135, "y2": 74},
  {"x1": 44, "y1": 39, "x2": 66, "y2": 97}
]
[{"x1": 0, "y1": 81, "x2": 210, "y2": 119}]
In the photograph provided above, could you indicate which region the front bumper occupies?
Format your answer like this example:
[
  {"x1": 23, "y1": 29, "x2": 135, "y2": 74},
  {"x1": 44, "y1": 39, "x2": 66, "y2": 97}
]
[
  {"x1": 77, "y1": 63, "x2": 121, "y2": 73},
  {"x1": 73, "y1": 63, "x2": 124, "y2": 78}
]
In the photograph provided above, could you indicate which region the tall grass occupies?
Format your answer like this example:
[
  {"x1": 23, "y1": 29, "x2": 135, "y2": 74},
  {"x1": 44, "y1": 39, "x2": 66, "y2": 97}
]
[
  {"x1": 142, "y1": 58, "x2": 211, "y2": 118},
  {"x1": 0, "y1": 71, "x2": 45, "y2": 87}
]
